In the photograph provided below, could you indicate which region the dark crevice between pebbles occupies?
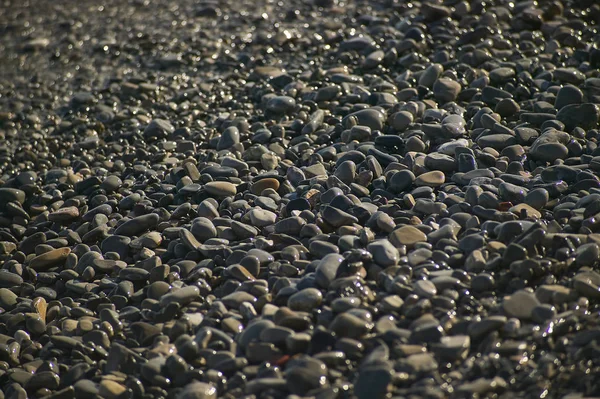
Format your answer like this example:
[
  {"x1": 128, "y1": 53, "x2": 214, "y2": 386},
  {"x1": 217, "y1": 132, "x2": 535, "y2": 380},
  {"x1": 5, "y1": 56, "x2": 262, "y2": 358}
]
[{"x1": 1, "y1": 0, "x2": 600, "y2": 398}]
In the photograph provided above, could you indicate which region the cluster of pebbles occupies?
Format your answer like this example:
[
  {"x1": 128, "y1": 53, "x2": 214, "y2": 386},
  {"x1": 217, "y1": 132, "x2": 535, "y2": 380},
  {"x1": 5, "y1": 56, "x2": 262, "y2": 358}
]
[{"x1": 1, "y1": 0, "x2": 600, "y2": 398}]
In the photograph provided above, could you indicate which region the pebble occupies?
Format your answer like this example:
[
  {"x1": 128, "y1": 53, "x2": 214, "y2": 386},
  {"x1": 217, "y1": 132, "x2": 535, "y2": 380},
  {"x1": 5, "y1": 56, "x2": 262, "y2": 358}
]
[
  {"x1": 251, "y1": 178, "x2": 280, "y2": 195},
  {"x1": 389, "y1": 226, "x2": 427, "y2": 247},
  {"x1": 503, "y1": 290, "x2": 540, "y2": 320},
  {"x1": 177, "y1": 382, "x2": 217, "y2": 399},
  {"x1": 29, "y1": 247, "x2": 71, "y2": 271},
  {"x1": 204, "y1": 181, "x2": 237, "y2": 197},
  {"x1": 1, "y1": 0, "x2": 599, "y2": 397},
  {"x1": 330, "y1": 313, "x2": 373, "y2": 339},
  {"x1": 415, "y1": 171, "x2": 445, "y2": 187},
  {"x1": 433, "y1": 78, "x2": 461, "y2": 103},
  {"x1": 113, "y1": 213, "x2": 159, "y2": 237},
  {"x1": 367, "y1": 239, "x2": 399, "y2": 266},
  {"x1": 288, "y1": 288, "x2": 323, "y2": 311}
]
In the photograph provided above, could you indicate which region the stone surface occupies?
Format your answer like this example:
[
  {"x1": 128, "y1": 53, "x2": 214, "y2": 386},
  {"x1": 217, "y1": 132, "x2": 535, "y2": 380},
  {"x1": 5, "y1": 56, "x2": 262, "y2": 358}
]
[{"x1": 0, "y1": 0, "x2": 599, "y2": 397}]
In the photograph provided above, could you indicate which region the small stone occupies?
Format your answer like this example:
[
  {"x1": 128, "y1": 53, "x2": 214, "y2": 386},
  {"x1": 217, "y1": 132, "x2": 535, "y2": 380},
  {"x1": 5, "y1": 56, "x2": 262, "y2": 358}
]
[
  {"x1": 415, "y1": 171, "x2": 445, "y2": 187},
  {"x1": 433, "y1": 335, "x2": 470, "y2": 360},
  {"x1": 48, "y1": 206, "x2": 80, "y2": 222},
  {"x1": 99, "y1": 380, "x2": 127, "y2": 399},
  {"x1": 288, "y1": 288, "x2": 323, "y2": 312},
  {"x1": 217, "y1": 126, "x2": 240, "y2": 150},
  {"x1": 267, "y1": 96, "x2": 296, "y2": 113},
  {"x1": 144, "y1": 119, "x2": 174, "y2": 140},
  {"x1": 509, "y1": 203, "x2": 541, "y2": 219},
  {"x1": 433, "y1": 78, "x2": 461, "y2": 103},
  {"x1": 575, "y1": 243, "x2": 599, "y2": 267},
  {"x1": 503, "y1": 290, "x2": 540, "y2": 320},
  {"x1": 389, "y1": 226, "x2": 427, "y2": 247},
  {"x1": 205, "y1": 181, "x2": 237, "y2": 197},
  {"x1": 248, "y1": 208, "x2": 277, "y2": 227},
  {"x1": 330, "y1": 313, "x2": 372, "y2": 339},
  {"x1": 0, "y1": 288, "x2": 18, "y2": 310},
  {"x1": 343, "y1": 109, "x2": 386, "y2": 131},
  {"x1": 413, "y1": 280, "x2": 437, "y2": 298},
  {"x1": 556, "y1": 103, "x2": 600, "y2": 131},
  {"x1": 176, "y1": 381, "x2": 217, "y2": 399},
  {"x1": 389, "y1": 170, "x2": 416, "y2": 193},
  {"x1": 251, "y1": 178, "x2": 280, "y2": 195},
  {"x1": 0, "y1": 188, "x2": 26, "y2": 205},
  {"x1": 29, "y1": 248, "x2": 71, "y2": 271},
  {"x1": 315, "y1": 253, "x2": 344, "y2": 288},
  {"x1": 367, "y1": 239, "x2": 399, "y2": 266},
  {"x1": 113, "y1": 213, "x2": 159, "y2": 237},
  {"x1": 554, "y1": 85, "x2": 583, "y2": 110}
]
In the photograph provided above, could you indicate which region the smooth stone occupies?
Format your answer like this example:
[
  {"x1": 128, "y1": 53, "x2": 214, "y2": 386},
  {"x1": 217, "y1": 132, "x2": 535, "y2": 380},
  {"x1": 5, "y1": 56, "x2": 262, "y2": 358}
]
[
  {"x1": 29, "y1": 248, "x2": 71, "y2": 271},
  {"x1": 343, "y1": 109, "x2": 386, "y2": 131},
  {"x1": 354, "y1": 364, "x2": 393, "y2": 399},
  {"x1": 217, "y1": 126, "x2": 240, "y2": 150},
  {"x1": 160, "y1": 286, "x2": 200, "y2": 307},
  {"x1": 477, "y1": 134, "x2": 517, "y2": 151},
  {"x1": 113, "y1": 213, "x2": 159, "y2": 237},
  {"x1": 509, "y1": 203, "x2": 541, "y2": 219},
  {"x1": 238, "y1": 319, "x2": 275, "y2": 349},
  {"x1": 554, "y1": 68, "x2": 585, "y2": 84},
  {"x1": 419, "y1": 63, "x2": 443, "y2": 88},
  {"x1": 322, "y1": 206, "x2": 358, "y2": 227},
  {"x1": 413, "y1": 280, "x2": 437, "y2": 298},
  {"x1": 556, "y1": 103, "x2": 600, "y2": 131},
  {"x1": 288, "y1": 288, "x2": 323, "y2": 312},
  {"x1": 367, "y1": 239, "x2": 399, "y2": 266},
  {"x1": 489, "y1": 67, "x2": 515, "y2": 83},
  {"x1": 391, "y1": 111, "x2": 414, "y2": 131},
  {"x1": 101, "y1": 175, "x2": 122, "y2": 192},
  {"x1": 248, "y1": 208, "x2": 277, "y2": 227},
  {"x1": 251, "y1": 178, "x2": 280, "y2": 195},
  {"x1": 267, "y1": 96, "x2": 296, "y2": 113},
  {"x1": 433, "y1": 335, "x2": 470, "y2": 360},
  {"x1": 274, "y1": 216, "x2": 306, "y2": 235},
  {"x1": 498, "y1": 182, "x2": 527, "y2": 203},
  {"x1": 468, "y1": 315, "x2": 507, "y2": 340},
  {"x1": 191, "y1": 218, "x2": 218, "y2": 242},
  {"x1": 403, "y1": 353, "x2": 438, "y2": 373},
  {"x1": 573, "y1": 272, "x2": 600, "y2": 299},
  {"x1": 99, "y1": 380, "x2": 127, "y2": 399},
  {"x1": 48, "y1": 206, "x2": 80, "y2": 222},
  {"x1": 525, "y1": 188, "x2": 549, "y2": 210},
  {"x1": 285, "y1": 357, "x2": 328, "y2": 395},
  {"x1": 25, "y1": 371, "x2": 60, "y2": 392},
  {"x1": 415, "y1": 171, "x2": 445, "y2": 187},
  {"x1": 144, "y1": 119, "x2": 174, "y2": 140},
  {"x1": 330, "y1": 313, "x2": 372, "y2": 339},
  {"x1": 315, "y1": 253, "x2": 344, "y2": 288},
  {"x1": 535, "y1": 285, "x2": 575, "y2": 305},
  {"x1": 554, "y1": 85, "x2": 583, "y2": 110},
  {"x1": 0, "y1": 288, "x2": 18, "y2": 309},
  {"x1": 176, "y1": 381, "x2": 217, "y2": 399},
  {"x1": 0, "y1": 271, "x2": 24, "y2": 288},
  {"x1": 205, "y1": 181, "x2": 237, "y2": 197},
  {"x1": 0, "y1": 188, "x2": 26, "y2": 205},
  {"x1": 424, "y1": 153, "x2": 456, "y2": 173},
  {"x1": 575, "y1": 243, "x2": 600, "y2": 267},
  {"x1": 503, "y1": 290, "x2": 540, "y2": 320},
  {"x1": 222, "y1": 291, "x2": 256, "y2": 308},
  {"x1": 180, "y1": 229, "x2": 202, "y2": 251},
  {"x1": 389, "y1": 170, "x2": 416, "y2": 193},
  {"x1": 433, "y1": 78, "x2": 461, "y2": 103},
  {"x1": 529, "y1": 130, "x2": 570, "y2": 161},
  {"x1": 389, "y1": 226, "x2": 427, "y2": 247}
]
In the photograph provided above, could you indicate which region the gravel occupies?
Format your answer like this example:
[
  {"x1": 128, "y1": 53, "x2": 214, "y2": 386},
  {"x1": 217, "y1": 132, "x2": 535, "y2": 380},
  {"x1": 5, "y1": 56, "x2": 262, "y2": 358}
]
[{"x1": 1, "y1": 0, "x2": 600, "y2": 398}]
